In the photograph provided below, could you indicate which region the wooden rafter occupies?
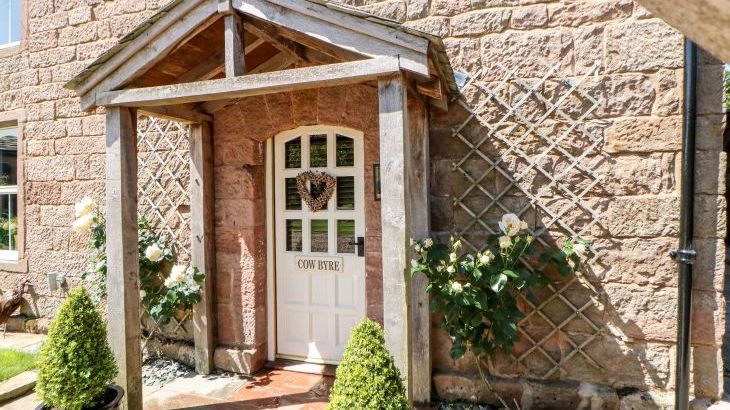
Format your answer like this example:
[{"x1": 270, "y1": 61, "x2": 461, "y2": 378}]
[
  {"x1": 96, "y1": 57, "x2": 401, "y2": 107},
  {"x1": 243, "y1": 17, "x2": 306, "y2": 63}
]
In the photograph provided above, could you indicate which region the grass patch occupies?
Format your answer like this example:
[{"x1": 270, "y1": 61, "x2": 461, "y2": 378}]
[{"x1": 0, "y1": 348, "x2": 37, "y2": 382}]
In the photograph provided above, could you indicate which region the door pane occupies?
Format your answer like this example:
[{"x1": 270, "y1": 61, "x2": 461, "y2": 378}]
[
  {"x1": 336, "y1": 135, "x2": 354, "y2": 167},
  {"x1": 285, "y1": 178, "x2": 301, "y2": 210},
  {"x1": 309, "y1": 134, "x2": 327, "y2": 167},
  {"x1": 285, "y1": 137, "x2": 301, "y2": 169},
  {"x1": 310, "y1": 220, "x2": 328, "y2": 253},
  {"x1": 286, "y1": 219, "x2": 303, "y2": 251},
  {"x1": 336, "y1": 176, "x2": 354, "y2": 210},
  {"x1": 337, "y1": 220, "x2": 355, "y2": 254}
]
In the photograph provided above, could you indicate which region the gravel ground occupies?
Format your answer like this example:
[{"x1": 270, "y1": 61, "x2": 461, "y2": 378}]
[{"x1": 142, "y1": 357, "x2": 195, "y2": 387}]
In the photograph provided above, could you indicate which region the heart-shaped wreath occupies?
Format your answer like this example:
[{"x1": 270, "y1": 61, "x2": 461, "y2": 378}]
[{"x1": 296, "y1": 171, "x2": 336, "y2": 212}]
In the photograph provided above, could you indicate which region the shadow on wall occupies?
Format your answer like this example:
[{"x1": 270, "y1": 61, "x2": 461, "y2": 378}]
[{"x1": 428, "y1": 54, "x2": 727, "y2": 403}]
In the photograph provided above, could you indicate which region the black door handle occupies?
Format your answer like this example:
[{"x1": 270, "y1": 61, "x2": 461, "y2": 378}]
[{"x1": 348, "y1": 236, "x2": 365, "y2": 257}]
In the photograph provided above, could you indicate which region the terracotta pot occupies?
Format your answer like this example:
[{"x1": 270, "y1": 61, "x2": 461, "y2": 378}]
[{"x1": 35, "y1": 385, "x2": 124, "y2": 410}]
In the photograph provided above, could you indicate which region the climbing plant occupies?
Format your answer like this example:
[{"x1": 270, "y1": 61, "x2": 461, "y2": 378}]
[
  {"x1": 72, "y1": 196, "x2": 205, "y2": 324},
  {"x1": 410, "y1": 213, "x2": 587, "y2": 359}
]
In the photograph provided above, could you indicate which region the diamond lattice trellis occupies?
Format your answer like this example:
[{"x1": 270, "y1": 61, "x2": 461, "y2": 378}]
[
  {"x1": 450, "y1": 62, "x2": 608, "y2": 380},
  {"x1": 137, "y1": 115, "x2": 193, "y2": 347}
]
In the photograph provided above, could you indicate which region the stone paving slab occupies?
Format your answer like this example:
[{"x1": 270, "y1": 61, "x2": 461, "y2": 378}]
[
  {"x1": 0, "y1": 371, "x2": 37, "y2": 404},
  {"x1": 0, "y1": 391, "x2": 40, "y2": 410},
  {"x1": 0, "y1": 332, "x2": 45, "y2": 353},
  {"x1": 143, "y1": 368, "x2": 332, "y2": 410},
  {"x1": 163, "y1": 374, "x2": 246, "y2": 400}
]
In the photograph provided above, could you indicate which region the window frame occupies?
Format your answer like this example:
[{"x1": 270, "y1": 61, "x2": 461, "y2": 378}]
[
  {"x1": 0, "y1": 111, "x2": 25, "y2": 271},
  {"x1": 0, "y1": 0, "x2": 25, "y2": 57}
]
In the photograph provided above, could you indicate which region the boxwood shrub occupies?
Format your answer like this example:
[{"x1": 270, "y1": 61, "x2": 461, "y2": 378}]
[
  {"x1": 327, "y1": 318, "x2": 409, "y2": 410},
  {"x1": 36, "y1": 287, "x2": 118, "y2": 410}
]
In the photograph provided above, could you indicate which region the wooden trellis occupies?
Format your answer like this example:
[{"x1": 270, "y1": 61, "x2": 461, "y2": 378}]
[
  {"x1": 137, "y1": 115, "x2": 193, "y2": 348},
  {"x1": 451, "y1": 62, "x2": 608, "y2": 379}
]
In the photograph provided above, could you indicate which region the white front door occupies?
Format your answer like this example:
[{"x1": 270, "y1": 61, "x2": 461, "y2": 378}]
[{"x1": 274, "y1": 126, "x2": 366, "y2": 364}]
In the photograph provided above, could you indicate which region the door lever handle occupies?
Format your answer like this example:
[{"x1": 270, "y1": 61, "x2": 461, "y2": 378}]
[{"x1": 348, "y1": 236, "x2": 365, "y2": 257}]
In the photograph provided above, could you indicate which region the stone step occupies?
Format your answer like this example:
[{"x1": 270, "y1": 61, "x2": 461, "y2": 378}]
[{"x1": 0, "y1": 371, "x2": 37, "y2": 405}]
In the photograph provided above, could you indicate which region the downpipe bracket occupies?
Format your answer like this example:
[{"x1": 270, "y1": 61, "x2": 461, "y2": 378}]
[{"x1": 670, "y1": 248, "x2": 697, "y2": 265}]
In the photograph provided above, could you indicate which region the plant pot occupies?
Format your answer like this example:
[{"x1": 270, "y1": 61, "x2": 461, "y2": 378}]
[{"x1": 35, "y1": 385, "x2": 124, "y2": 410}]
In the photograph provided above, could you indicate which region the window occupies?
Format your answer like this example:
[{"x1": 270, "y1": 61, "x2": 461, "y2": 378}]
[
  {"x1": 0, "y1": 125, "x2": 18, "y2": 260},
  {"x1": 0, "y1": 0, "x2": 21, "y2": 49}
]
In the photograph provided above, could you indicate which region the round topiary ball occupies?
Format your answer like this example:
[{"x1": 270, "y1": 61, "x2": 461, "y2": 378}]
[
  {"x1": 327, "y1": 318, "x2": 409, "y2": 410},
  {"x1": 36, "y1": 286, "x2": 118, "y2": 410}
]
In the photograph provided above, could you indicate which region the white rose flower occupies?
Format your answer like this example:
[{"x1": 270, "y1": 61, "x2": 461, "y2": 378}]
[
  {"x1": 451, "y1": 282, "x2": 463, "y2": 294},
  {"x1": 573, "y1": 242, "x2": 587, "y2": 258},
  {"x1": 414, "y1": 243, "x2": 421, "y2": 252},
  {"x1": 411, "y1": 259, "x2": 419, "y2": 268},
  {"x1": 499, "y1": 213, "x2": 523, "y2": 237},
  {"x1": 72, "y1": 214, "x2": 94, "y2": 234},
  {"x1": 449, "y1": 252, "x2": 457, "y2": 263},
  {"x1": 424, "y1": 238, "x2": 433, "y2": 248},
  {"x1": 165, "y1": 265, "x2": 189, "y2": 287},
  {"x1": 499, "y1": 235, "x2": 512, "y2": 249},
  {"x1": 75, "y1": 196, "x2": 96, "y2": 218},
  {"x1": 140, "y1": 290, "x2": 146, "y2": 298},
  {"x1": 520, "y1": 221, "x2": 529, "y2": 231},
  {"x1": 446, "y1": 265, "x2": 455, "y2": 274},
  {"x1": 479, "y1": 252, "x2": 492, "y2": 265},
  {"x1": 453, "y1": 240, "x2": 462, "y2": 250},
  {"x1": 145, "y1": 243, "x2": 163, "y2": 262}
]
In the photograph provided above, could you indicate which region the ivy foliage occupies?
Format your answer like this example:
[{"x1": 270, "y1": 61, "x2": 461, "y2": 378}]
[
  {"x1": 410, "y1": 214, "x2": 586, "y2": 360},
  {"x1": 327, "y1": 319, "x2": 409, "y2": 410},
  {"x1": 36, "y1": 287, "x2": 118, "y2": 410}
]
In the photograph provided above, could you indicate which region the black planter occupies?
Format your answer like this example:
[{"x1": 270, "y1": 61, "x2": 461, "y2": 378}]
[{"x1": 35, "y1": 385, "x2": 124, "y2": 410}]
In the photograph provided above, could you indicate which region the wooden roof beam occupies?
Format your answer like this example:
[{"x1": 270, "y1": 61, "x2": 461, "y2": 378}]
[
  {"x1": 139, "y1": 104, "x2": 213, "y2": 123},
  {"x1": 177, "y1": 37, "x2": 265, "y2": 83},
  {"x1": 96, "y1": 57, "x2": 401, "y2": 108},
  {"x1": 235, "y1": 0, "x2": 430, "y2": 77}
]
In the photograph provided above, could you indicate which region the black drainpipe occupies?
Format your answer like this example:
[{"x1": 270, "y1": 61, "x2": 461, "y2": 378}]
[{"x1": 671, "y1": 37, "x2": 698, "y2": 410}]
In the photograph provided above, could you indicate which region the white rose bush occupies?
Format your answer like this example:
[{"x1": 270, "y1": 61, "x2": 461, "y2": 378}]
[
  {"x1": 410, "y1": 213, "x2": 588, "y2": 361},
  {"x1": 72, "y1": 196, "x2": 205, "y2": 325}
]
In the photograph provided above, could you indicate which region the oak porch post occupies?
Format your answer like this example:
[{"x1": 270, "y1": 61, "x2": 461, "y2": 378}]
[
  {"x1": 407, "y1": 97, "x2": 431, "y2": 404},
  {"x1": 191, "y1": 121, "x2": 217, "y2": 374},
  {"x1": 105, "y1": 106, "x2": 143, "y2": 410},
  {"x1": 379, "y1": 74, "x2": 431, "y2": 403}
]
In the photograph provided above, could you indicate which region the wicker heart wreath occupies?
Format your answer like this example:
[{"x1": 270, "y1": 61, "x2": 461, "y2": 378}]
[{"x1": 296, "y1": 171, "x2": 336, "y2": 212}]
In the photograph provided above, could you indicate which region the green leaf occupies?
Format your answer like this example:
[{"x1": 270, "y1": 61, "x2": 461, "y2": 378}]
[{"x1": 490, "y1": 273, "x2": 508, "y2": 293}]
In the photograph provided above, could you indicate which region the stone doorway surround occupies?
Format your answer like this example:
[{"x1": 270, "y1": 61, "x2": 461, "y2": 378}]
[{"x1": 63, "y1": 0, "x2": 458, "y2": 408}]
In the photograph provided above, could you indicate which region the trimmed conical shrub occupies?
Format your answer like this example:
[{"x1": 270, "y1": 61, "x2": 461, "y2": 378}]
[
  {"x1": 36, "y1": 287, "x2": 118, "y2": 410},
  {"x1": 327, "y1": 318, "x2": 409, "y2": 410}
]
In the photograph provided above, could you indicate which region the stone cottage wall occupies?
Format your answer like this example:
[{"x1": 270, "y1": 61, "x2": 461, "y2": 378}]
[
  {"x1": 0, "y1": 0, "x2": 173, "y2": 322},
  {"x1": 348, "y1": 0, "x2": 728, "y2": 402},
  {"x1": 0, "y1": 0, "x2": 727, "y2": 404}
]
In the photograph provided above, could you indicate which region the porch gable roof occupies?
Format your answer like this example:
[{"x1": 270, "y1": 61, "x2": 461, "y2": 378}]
[{"x1": 65, "y1": 0, "x2": 458, "y2": 111}]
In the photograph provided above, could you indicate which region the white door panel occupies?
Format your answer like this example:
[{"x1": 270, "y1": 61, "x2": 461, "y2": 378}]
[{"x1": 274, "y1": 126, "x2": 366, "y2": 364}]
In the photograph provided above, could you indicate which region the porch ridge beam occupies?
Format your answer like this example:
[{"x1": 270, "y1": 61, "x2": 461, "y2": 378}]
[{"x1": 96, "y1": 57, "x2": 401, "y2": 107}]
